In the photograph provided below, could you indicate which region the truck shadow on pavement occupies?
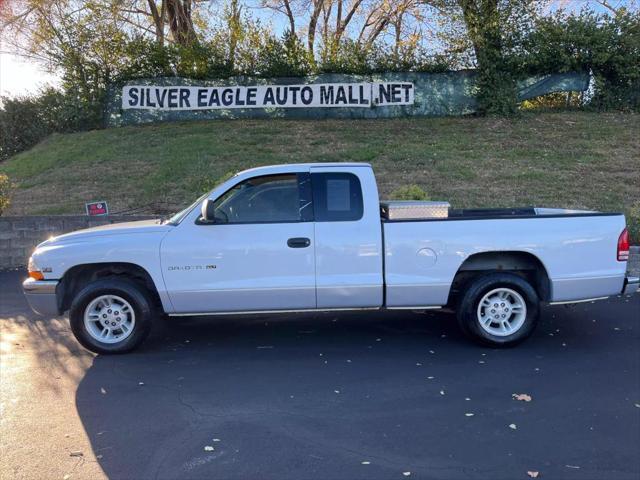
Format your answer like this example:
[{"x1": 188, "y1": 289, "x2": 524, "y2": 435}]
[{"x1": 75, "y1": 310, "x2": 472, "y2": 479}]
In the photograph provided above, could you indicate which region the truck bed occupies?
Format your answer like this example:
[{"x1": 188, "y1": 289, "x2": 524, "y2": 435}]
[
  {"x1": 382, "y1": 211, "x2": 627, "y2": 306},
  {"x1": 382, "y1": 205, "x2": 616, "y2": 222}
]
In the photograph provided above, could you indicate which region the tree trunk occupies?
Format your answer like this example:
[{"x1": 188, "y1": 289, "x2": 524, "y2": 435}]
[
  {"x1": 457, "y1": 0, "x2": 517, "y2": 115},
  {"x1": 228, "y1": 0, "x2": 242, "y2": 72},
  {"x1": 147, "y1": 0, "x2": 165, "y2": 45},
  {"x1": 307, "y1": 0, "x2": 324, "y2": 57},
  {"x1": 283, "y1": 0, "x2": 295, "y2": 34},
  {"x1": 166, "y1": 0, "x2": 197, "y2": 46}
]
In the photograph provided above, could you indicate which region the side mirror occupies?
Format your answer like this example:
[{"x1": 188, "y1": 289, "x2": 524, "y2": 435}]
[{"x1": 201, "y1": 198, "x2": 217, "y2": 223}]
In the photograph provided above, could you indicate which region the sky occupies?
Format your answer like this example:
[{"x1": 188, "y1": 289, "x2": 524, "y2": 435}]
[
  {"x1": 0, "y1": 51, "x2": 60, "y2": 97},
  {"x1": 0, "y1": 0, "x2": 636, "y2": 98}
]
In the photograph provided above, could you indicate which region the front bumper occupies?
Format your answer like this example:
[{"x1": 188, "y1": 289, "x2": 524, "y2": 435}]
[
  {"x1": 622, "y1": 276, "x2": 639, "y2": 296},
  {"x1": 22, "y1": 278, "x2": 60, "y2": 316}
]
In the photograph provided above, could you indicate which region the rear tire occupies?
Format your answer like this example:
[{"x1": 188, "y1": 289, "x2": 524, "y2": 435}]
[
  {"x1": 69, "y1": 278, "x2": 153, "y2": 354},
  {"x1": 457, "y1": 273, "x2": 539, "y2": 347}
]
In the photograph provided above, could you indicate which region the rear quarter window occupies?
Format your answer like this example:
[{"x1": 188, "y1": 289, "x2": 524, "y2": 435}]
[{"x1": 311, "y1": 172, "x2": 363, "y2": 222}]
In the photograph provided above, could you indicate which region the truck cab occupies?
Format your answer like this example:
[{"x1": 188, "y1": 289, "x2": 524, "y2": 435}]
[{"x1": 161, "y1": 163, "x2": 383, "y2": 313}]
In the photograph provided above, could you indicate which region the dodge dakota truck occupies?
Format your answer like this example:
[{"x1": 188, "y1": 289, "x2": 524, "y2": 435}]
[{"x1": 23, "y1": 163, "x2": 638, "y2": 353}]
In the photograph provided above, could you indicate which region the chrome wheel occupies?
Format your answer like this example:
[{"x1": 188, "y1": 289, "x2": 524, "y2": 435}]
[
  {"x1": 84, "y1": 295, "x2": 136, "y2": 344},
  {"x1": 476, "y1": 288, "x2": 527, "y2": 337}
]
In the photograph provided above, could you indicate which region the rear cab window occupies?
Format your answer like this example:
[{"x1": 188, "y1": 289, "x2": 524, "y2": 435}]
[{"x1": 311, "y1": 172, "x2": 363, "y2": 222}]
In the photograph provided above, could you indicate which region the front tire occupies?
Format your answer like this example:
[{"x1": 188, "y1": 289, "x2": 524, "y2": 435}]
[
  {"x1": 69, "y1": 278, "x2": 153, "y2": 354},
  {"x1": 457, "y1": 273, "x2": 539, "y2": 347}
]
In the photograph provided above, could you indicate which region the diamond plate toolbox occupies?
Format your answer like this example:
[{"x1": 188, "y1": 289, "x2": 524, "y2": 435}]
[{"x1": 380, "y1": 201, "x2": 450, "y2": 220}]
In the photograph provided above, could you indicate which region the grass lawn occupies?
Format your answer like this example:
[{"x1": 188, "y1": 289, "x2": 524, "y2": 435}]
[{"x1": 2, "y1": 111, "x2": 639, "y2": 237}]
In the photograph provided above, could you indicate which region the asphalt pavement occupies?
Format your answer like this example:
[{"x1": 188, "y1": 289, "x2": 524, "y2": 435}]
[{"x1": 1, "y1": 269, "x2": 639, "y2": 480}]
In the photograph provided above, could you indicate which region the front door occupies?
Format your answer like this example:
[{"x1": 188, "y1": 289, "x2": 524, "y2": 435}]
[{"x1": 161, "y1": 172, "x2": 316, "y2": 314}]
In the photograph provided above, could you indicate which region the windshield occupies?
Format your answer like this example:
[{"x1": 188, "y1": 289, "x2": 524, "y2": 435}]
[{"x1": 164, "y1": 192, "x2": 209, "y2": 225}]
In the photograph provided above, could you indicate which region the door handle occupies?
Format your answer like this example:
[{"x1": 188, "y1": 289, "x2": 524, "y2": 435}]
[{"x1": 287, "y1": 237, "x2": 311, "y2": 248}]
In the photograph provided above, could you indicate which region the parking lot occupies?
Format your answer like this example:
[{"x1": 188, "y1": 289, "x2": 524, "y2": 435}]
[{"x1": 1, "y1": 269, "x2": 639, "y2": 480}]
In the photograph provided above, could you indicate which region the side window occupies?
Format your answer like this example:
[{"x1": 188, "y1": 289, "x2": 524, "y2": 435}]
[
  {"x1": 212, "y1": 174, "x2": 304, "y2": 224},
  {"x1": 311, "y1": 172, "x2": 363, "y2": 222}
]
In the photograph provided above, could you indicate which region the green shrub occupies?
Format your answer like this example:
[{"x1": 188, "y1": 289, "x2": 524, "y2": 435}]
[
  {"x1": 0, "y1": 173, "x2": 11, "y2": 215},
  {"x1": 520, "y1": 92, "x2": 584, "y2": 110},
  {"x1": 627, "y1": 202, "x2": 640, "y2": 245},
  {"x1": 256, "y1": 32, "x2": 313, "y2": 78},
  {"x1": 0, "y1": 88, "x2": 102, "y2": 161},
  {"x1": 390, "y1": 184, "x2": 430, "y2": 201},
  {"x1": 517, "y1": 10, "x2": 640, "y2": 111}
]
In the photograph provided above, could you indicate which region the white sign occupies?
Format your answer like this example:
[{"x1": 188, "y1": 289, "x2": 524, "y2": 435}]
[{"x1": 122, "y1": 82, "x2": 414, "y2": 110}]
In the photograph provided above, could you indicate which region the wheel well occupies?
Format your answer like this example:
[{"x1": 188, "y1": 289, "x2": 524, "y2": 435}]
[
  {"x1": 58, "y1": 262, "x2": 163, "y2": 314},
  {"x1": 448, "y1": 251, "x2": 551, "y2": 304}
]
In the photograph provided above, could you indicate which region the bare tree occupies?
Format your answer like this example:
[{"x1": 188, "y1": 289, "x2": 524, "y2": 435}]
[
  {"x1": 107, "y1": 0, "x2": 204, "y2": 46},
  {"x1": 259, "y1": 0, "x2": 433, "y2": 59}
]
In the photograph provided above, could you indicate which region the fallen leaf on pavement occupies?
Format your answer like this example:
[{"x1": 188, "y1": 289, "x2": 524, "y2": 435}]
[{"x1": 513, "y1": 393, "x2": 532, "y2": 402}]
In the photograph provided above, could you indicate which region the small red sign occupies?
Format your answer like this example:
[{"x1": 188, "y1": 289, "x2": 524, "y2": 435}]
[{"x1": 86, "y1": 201, "x2": 109, "y2": 216}]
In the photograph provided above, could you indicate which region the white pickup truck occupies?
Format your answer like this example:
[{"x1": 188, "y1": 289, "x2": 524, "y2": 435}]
[{"x1": 23, "y1": 163, "x2": 638, "y2": 353}]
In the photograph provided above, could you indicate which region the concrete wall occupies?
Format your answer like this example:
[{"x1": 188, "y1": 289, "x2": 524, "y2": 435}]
[
  {"x1": 0, "y1": 215, "x2": 156, "y2": 269},
  {"x1": 1, "y1": 215, "x2": 639, "y2": 277}
]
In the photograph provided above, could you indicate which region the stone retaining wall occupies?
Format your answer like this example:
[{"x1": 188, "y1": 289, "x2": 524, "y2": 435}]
[{"x1": 0, "y1": 215, "x2": 156, "y2": 269}]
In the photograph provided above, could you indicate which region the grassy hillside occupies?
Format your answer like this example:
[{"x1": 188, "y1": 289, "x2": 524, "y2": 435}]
[{"x1": 2, "y1": 112, "x2": 639, "y2": 236}]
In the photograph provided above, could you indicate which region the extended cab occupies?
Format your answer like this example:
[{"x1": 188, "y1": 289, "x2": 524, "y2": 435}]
[{"x1": 23, "y1": 163, "x2": 638, "y2": 353}]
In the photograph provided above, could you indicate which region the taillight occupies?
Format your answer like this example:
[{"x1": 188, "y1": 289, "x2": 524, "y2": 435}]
[{"x1": 617, "y1": 228, "x2": 629, "y2": 261}]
